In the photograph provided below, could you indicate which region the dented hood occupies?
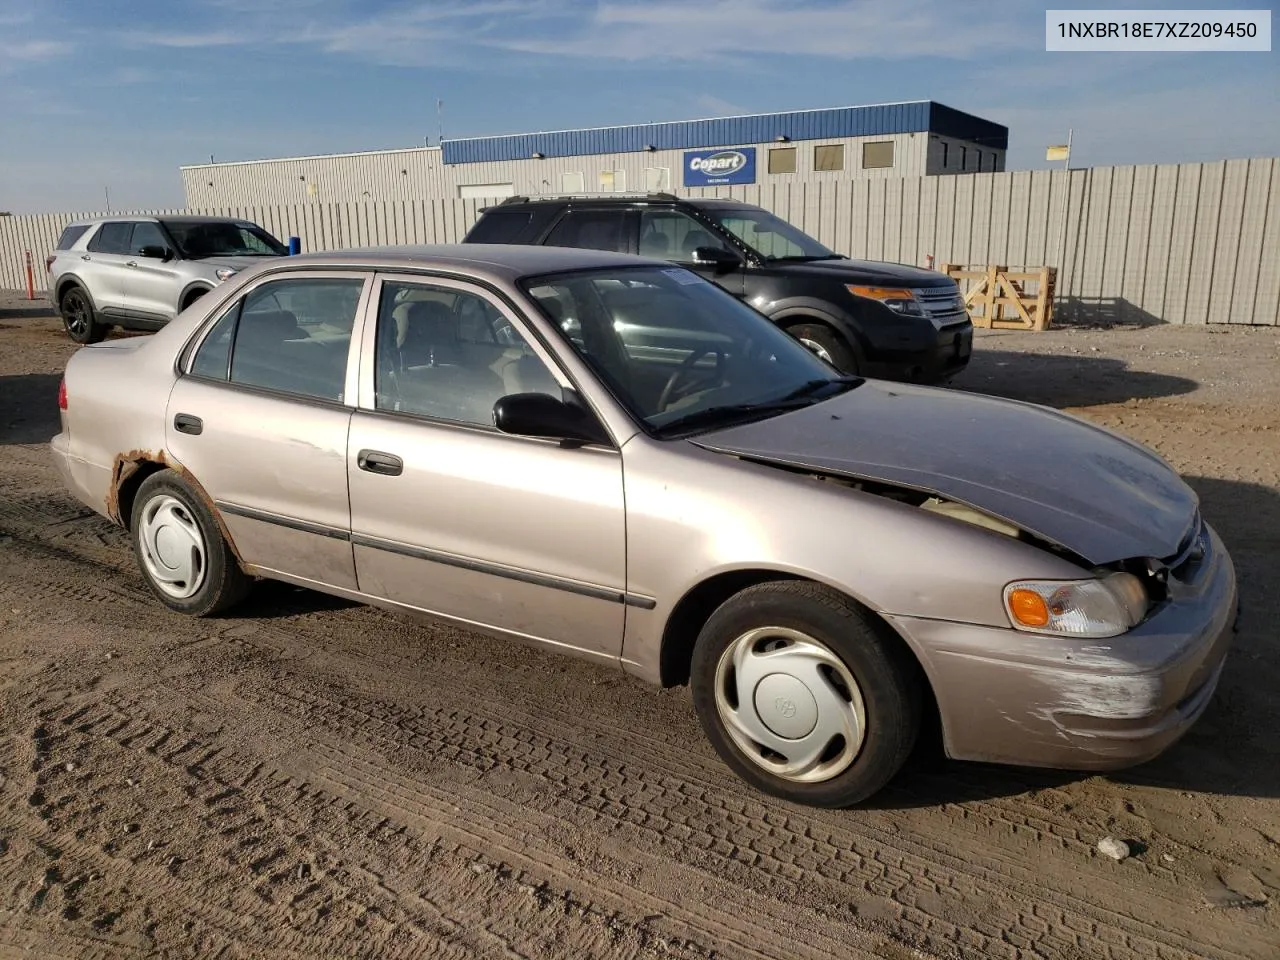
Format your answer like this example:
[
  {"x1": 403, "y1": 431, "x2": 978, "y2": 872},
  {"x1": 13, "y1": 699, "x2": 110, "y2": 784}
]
[{"x1": 691, "y1": 380, "x2": 1199, "y2": 565}]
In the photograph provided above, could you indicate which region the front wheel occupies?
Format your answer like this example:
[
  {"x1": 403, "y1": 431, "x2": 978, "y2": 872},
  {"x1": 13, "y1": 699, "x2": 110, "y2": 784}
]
[
  {"x1": 60, "y1": 287, "x2": 106, "y2": 344},
  {"x1": 130, "y1": 470, "x2": 248, "y2": 616},
  {"x1": 788, "y1": 322, "x2": 857, "y2": 374},
  {"x1": 690, "y1": 581, "x2": 921, "y2": 807}
]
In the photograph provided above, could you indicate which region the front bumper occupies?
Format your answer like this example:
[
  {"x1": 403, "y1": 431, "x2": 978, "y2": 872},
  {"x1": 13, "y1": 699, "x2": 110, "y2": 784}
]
[
  {"x1": 860, "y1": 321, "x2": 973, "y2": 384},
  {"x1": 885, "y1": 523, "x2": 1238, "y2": 771}
]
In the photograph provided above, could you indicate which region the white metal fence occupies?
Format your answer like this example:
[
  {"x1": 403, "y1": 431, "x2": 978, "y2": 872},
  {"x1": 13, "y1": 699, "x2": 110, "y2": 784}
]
[{"x1": 4, "y1": 157, "x2": 1278, "y2": 326}]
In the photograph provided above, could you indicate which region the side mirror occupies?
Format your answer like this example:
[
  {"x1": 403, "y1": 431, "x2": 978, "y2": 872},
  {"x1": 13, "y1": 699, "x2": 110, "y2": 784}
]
[
  {"x1": 139, "y1": 245, "x2": 172, "y2": 261},
  {"x1": 691, "y1": 246, "x2": 742, "y2": 274},
  {"x1": 493, "y1": 392, "x2": 610, "y2": 446}
]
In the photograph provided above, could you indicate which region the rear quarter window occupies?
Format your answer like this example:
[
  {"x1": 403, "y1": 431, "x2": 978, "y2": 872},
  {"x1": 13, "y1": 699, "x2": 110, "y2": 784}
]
[
  {"x1": 55, "y1": 225, "x2": 91, "y2": 250},
  {"x1": 465, "y1": 210, "x2": 534, "y2": 244}
]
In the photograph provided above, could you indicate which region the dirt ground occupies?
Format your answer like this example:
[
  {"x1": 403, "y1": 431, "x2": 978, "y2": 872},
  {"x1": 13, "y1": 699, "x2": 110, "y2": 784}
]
[{"x1": 1, "y1": 288, "x2": 1278, "y2": 960}]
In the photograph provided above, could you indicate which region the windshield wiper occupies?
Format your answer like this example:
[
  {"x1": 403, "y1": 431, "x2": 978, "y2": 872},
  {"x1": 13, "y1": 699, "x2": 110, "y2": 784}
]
[{"x1": 655, "y1": 377, "x2": 861, "y2": 436}]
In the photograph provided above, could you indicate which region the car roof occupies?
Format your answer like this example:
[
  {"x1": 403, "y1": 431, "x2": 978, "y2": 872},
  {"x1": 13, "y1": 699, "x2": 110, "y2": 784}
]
[
  {"x1": 489, "y1": 195, "x2": 756, "y2": 211},
  {"x1": 273, "y1": 243, "x2": 672, "y2": 281}
]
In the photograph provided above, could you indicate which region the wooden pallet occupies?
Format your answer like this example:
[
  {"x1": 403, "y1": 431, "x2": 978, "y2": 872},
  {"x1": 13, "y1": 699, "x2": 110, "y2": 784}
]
[{"x1": 941, "y1": 264, "x2": 1057, "y2": 330}]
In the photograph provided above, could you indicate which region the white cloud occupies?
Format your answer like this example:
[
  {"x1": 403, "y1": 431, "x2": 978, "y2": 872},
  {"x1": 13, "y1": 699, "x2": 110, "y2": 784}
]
[{"x1": 6, "y1": 38, "x2": 74, "y2": 60}]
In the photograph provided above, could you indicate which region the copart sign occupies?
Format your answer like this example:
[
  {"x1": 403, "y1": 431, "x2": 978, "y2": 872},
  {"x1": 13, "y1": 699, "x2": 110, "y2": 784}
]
[{"x1": 683, "y1": 147, "x2": 757, "y2": 187}]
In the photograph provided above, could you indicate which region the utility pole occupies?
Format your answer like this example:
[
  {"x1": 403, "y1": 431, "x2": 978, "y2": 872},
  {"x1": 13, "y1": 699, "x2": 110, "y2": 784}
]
[
  {"x1": 104, "y1": 186, "x2": 111, "y2": 212},
  {"x1": 437, "y1": 99, "x2": 444, "y2": 145}
]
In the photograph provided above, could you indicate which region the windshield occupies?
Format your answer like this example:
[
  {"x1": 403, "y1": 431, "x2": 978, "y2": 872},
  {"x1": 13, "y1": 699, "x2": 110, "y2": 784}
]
[
  {"x1": 523, "y1": 266, "x2": 857, "y2": 436},
  {"x1": 703, "y1": 208, "x2": 839, "y2": 261},
  {"x1": 162, "y1": 220, "x2": 288, "y2": 258}
]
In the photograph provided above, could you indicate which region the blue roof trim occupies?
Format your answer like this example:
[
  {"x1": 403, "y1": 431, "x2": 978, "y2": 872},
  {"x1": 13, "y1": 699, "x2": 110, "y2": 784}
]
[{"x1": 442, "y1": 101, "x2": 1007, "y2": 165}]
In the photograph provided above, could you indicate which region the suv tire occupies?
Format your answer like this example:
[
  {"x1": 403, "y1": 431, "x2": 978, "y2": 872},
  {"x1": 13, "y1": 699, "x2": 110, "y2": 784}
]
[
  {"x1": 690, "y1": 581, "x2": 921, "y2": 807},
  {"x1": 788, "y1": 322, "x2": 857, "y2": 374},
  {"x1": 60, "y1": 286, "x2": 107, "y2": 344}
]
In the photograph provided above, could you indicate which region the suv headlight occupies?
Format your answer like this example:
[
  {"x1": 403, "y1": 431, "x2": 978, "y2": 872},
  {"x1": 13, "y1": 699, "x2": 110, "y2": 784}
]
[
  {"x1": 846, "y1": 285, "x2": 927, "y2": 318},
  {"x1": 1003, "y1": 572, "x2": 1149, "y2": 638},
  {"x1": 215, "y1": 267, "x2": 239, "y2": 282}
]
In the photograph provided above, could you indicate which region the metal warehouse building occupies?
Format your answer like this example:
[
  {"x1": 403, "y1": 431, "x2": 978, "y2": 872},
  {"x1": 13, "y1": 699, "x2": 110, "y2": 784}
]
[{"x1": 181, "y1": 100, "x2": 1008, "y2": 206}]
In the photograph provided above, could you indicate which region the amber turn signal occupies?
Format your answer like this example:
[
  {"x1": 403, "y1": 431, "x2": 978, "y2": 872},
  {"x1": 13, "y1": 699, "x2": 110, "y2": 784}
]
[{"x1": 1007, "y1": 588, "x2": 1051, "y2": 627}]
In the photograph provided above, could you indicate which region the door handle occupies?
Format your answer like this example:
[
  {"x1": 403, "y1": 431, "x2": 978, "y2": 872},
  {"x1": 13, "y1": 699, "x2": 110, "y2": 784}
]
[
  {"x1": 173, "y1": 413, "x2": 203, "y2": 435},
  {"x1": 80, "y1": 255, "x2": 91, "y2": 261},
  {"x1": 357, "y1": 449, "x2": 403, "y2": 476},
  {"x1": 125, "y1": 260, "x2": 138, "y2": 268}
]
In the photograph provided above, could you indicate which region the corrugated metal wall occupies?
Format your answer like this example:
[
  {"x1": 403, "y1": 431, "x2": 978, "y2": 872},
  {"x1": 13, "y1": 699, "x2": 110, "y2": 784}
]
[
  {"x1": 441, "y1": 101, "x2": 1008, "y2": 164},
  {"x1": 5, "y1": 157, "x2": 1278, "y2": 325}
]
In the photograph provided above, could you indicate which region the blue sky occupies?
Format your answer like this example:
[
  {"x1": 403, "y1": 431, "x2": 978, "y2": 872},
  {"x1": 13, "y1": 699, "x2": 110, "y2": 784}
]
[{"x1": 1, "y1": 0, "x2": 1277, "y2": 213}]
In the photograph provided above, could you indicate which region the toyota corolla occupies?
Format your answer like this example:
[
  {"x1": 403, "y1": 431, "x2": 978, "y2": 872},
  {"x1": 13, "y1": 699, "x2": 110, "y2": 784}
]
[{"x1": 49, "y1": 245, "x2": 1237, "y2": 807}]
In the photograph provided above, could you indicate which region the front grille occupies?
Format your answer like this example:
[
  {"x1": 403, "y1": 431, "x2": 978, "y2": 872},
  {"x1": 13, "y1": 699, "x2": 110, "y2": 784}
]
[{"x1": 915, "y1": 286, "x2": 969, "y2": 327}]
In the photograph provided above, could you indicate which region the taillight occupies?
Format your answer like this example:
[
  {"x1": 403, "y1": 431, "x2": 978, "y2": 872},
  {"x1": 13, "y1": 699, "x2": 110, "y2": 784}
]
[
  {"x1": 45, "y1": 254, "x2": 55, "y2": 273},
  {"x1": 57, "y1": 377, "x2": 67, "y2": 410}
]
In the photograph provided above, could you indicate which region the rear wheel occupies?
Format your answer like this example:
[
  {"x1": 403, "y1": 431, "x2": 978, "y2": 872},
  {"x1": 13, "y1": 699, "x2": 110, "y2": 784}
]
[
  {"x1": 690, "y1": 581, "x2": 921, "y2": 807},
  {"x1": 788, "y1": 322, "x2": 857, "y2": 374},
  {"x1": 130, "y1": 470, "x2": 248, "y2": 616},
  {"x1": 60, "y1": 286, "x2": 106, "y2": 344}
]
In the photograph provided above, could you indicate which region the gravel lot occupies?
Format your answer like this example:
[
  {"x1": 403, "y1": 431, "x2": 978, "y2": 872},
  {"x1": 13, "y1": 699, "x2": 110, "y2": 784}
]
[{"x1": 1, "y1": 288, "x2": 1278, "y2": 960}]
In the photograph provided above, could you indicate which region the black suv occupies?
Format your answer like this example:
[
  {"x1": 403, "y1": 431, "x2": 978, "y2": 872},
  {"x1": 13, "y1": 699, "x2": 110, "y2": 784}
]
[{"x1": 464, "y1": 194, "x2": 972, "y2": 382}]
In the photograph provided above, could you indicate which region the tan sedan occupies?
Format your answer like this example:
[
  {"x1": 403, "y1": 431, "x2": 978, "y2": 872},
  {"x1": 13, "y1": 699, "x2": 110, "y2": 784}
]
[{"x1": 50, "y1": 245, "x2": 1238, "y2": 807}]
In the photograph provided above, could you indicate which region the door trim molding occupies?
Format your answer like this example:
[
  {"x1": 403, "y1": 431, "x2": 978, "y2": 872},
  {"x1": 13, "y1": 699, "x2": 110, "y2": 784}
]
[{"x1": 213, "y1": 500, "x2": 656, "y2": 609}]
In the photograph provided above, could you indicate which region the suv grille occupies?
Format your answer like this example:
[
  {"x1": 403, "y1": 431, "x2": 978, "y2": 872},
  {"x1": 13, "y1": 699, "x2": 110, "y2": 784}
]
[{"x1": 914, "y1": 286, "x2": 969, "y2": 328}]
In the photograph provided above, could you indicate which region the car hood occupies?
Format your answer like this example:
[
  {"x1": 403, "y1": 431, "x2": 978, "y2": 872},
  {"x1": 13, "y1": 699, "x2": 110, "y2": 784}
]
[
  {"x1": 690, "y1": 380, "x2": 1199, "y2": 565},
  {"x1": 194, "y1": 254, "x2": 284, "y2": 274},
  {"x1": 771, "y1": 257, "x2": 951, "y2": 287}
]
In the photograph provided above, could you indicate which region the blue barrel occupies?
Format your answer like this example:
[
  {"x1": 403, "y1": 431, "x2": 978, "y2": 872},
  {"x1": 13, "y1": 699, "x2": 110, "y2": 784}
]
[{"x1": 288, "y1": 236, "x2": 301, "y2": 255}]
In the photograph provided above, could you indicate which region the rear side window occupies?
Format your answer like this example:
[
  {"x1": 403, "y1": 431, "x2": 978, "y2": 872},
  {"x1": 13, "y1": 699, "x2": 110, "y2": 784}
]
[
  {"x1": 544, "y1": 210, "x2": 630, "y2": 253},
  {"x1": 466, "y1": 210, "x2": 533, "y2": 244},
  {"x1": 56, "y1": 225, "x2": 90, "y2": 250},
  {"x1": 88, "y1": 222, "x2": 133, "y2": 254}
]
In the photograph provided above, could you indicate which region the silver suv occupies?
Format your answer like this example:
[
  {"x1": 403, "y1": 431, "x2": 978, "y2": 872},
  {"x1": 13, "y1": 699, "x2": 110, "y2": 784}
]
[{"x1": 46, "y1": 215, "x2": 288, "y2": 343}]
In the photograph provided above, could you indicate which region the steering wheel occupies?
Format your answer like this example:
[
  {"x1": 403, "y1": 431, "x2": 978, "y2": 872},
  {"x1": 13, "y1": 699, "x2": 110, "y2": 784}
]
[{"x1": 658, "y1": 346, "x2": 727, "y2": 411}]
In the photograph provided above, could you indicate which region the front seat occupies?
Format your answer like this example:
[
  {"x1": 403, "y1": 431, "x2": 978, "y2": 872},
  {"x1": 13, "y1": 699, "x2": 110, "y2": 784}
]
[
  {"x1": 680, "y1": 229, "x2": 719, "y2": 259},
  {"x1": 396, "y1": 300, "x2": 461, "y2": 367}
]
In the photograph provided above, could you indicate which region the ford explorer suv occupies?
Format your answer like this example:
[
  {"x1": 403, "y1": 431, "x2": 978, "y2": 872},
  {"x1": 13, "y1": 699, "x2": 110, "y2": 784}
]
[
  {"x1": 47, "y1": 215, "x2": 289, "y2": 343},
  {"x1": 463, "y1": 194, "x2": 973, "y2": 381}
]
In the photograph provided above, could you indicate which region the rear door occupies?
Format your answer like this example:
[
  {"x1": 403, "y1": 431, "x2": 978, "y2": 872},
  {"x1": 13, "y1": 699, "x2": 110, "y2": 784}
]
[
  {"x1": 166, "y1": 271, "x2": 372, "y2": 590},
  {"x1": 81, "y1": 221, "x2": 135, "y2": 310}
]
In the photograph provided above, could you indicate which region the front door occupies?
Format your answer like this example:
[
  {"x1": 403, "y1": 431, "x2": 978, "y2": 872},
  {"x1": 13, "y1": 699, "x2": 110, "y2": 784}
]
[
  {"x1": 166, "y1": 272, "x2": 371, "y2": 590},
  {"x1": 636, "y1": 209, "x2": 746, "y2": 296},
  {"x1": 125, "y1": 220, "x2": 182, "y2": 320},
  {"x1": 346, "y1": 275, "x2": 627, "y2": 659}
]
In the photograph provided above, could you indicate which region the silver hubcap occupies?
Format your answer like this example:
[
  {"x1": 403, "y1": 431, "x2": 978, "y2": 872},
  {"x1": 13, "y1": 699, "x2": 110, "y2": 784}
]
[
  {"x1": 714, "y1": 627, "x2": 867, "y2": 783},
  {"x1": 798, "y1": 338, "x2": 833, "y2": 363},
  {"x1": 137, "y1": 494, "x2": 207, "y2": 599}
]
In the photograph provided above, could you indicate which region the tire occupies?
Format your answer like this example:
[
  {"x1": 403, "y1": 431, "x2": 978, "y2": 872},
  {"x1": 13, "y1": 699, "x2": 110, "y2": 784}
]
[
  {"x1": 130, "y1": 470, "x2": 248, "y2": 616},
  {"x1": 788, "y1": 322, "x2": 858, "y2": 374},
  {"x1": 690, "y1": 581, "x2": 921, "y2": 808},
  {"x1": 59, "y1": 286, "x2": 107, "y2": 344}
]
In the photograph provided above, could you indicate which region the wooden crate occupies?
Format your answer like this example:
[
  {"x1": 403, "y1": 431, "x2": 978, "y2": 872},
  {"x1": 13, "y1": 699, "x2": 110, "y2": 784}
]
[{"x1": 941, "y1": 264, "x2": 1058, "y2": 330}]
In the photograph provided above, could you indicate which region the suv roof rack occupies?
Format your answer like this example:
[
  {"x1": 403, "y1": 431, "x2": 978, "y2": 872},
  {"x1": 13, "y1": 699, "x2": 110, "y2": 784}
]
[{"x1": 498, "y1": 191, "x2": 680, "y2": 205}]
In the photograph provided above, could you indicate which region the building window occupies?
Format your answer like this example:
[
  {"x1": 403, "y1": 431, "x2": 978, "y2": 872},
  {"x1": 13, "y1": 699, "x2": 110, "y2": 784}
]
[
  {"x1": 768, "y1": 147, "x2": 796, "y2": 174},
  {"x1": 862, "y1": 141, "x2": 894, "y2": 169},
  {"x1": 814, "y1": 144, "x2": 844, "y2": 172},
  {"x1": 960, "y1": 146, "x2": 967, "y2": 170},
  {"x1": 599, "y1": 169, "x2": 626, "y2": 192},
  {"x1": 644, "y1": 166, "x2": 671, "y2": 192},
  {"x1": 561, "y1": 171, "x2": 585, "y2": 193},
  {"x1": 976, "y1": 151, "x2": 983, "y2": 172},
  {"x1": 941, "y1": 142, "x2": 949, "y2": 169}
]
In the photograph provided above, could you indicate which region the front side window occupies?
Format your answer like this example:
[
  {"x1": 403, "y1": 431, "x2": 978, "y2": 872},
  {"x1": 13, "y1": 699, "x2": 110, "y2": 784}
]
[
  {"x1": 525, "y1": 266, "x2": 849, "y2": 434},
  {"x1": 129, "y1": 222, "x2": 169, "y2": 254},
  {"x1": 544, "y1": 210, "x2": 629, "y2": 253},
  {"x1": 88, "y1": 222, "x2": 133, "y2": 254},
  {"x1": 703, "y1": 208, "x2": 837, "y2": 262},
  {"x1": 638, "y1": 210, "x2": 727, "y2": 260},
  {"x1": 190, "y1": 277, "x2": 363, "y2": 402},
  {"x1": 374, "y1": 281, "x2": 560, "y2": 427},
  {"x1": 162, "y1": 220, "x2": 287, "y2": 259}
]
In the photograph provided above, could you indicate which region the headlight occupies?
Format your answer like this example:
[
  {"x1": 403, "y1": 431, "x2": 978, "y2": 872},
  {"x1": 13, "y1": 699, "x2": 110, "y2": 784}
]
[
  {"x1": 846, "y1": 284, "x2": 927, "y2": 318},
  {"x1": 1003, "y1": 572, "x2": 1149, "y2": 638},
  {"x1": 215, "y1": 268, "x2": 239, "y2": 282}
]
